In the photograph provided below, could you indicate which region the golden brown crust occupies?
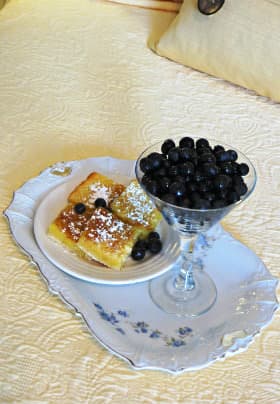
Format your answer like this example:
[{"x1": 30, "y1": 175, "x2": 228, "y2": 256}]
[{"x1": 68, "y1": 172, "x2": 125, "y2": 208}]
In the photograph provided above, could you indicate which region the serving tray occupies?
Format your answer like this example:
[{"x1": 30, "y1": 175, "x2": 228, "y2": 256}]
[{"x1": 4, "y1": 157, "x2": 279, "y2": 373}]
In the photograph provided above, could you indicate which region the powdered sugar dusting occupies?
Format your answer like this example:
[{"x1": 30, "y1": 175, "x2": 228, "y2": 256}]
[
  {"x1": 113, "y1": 181, "x2": 154, "y2": 226},
  {"x1": 86, "y1": 208, "x2": 132, "y2": 246},
  {"x1": 88, "y1": 182, "x2": 111, "y2": 207},
  {"x1": 58, "y1": 207, "x2": 90, "y2": 241}
]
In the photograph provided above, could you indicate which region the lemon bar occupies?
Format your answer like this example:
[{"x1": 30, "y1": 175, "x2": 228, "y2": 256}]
[
  {"x1": 77, "y1": 207, "x2": 140, "y2": 270},
  {"x1": 48, "y1": 204, "x2": 93, "y2": 258},
  {"x1": 68, "y1": 172, "x2": 125, "y2": 208},
  {"x1": 110, "y1": 180, "x2": 162, "y2": 236}
]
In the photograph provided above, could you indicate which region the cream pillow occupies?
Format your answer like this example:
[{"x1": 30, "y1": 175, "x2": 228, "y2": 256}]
[{"x1": 149, "y1": 0, "x2": 280, "y2": 102}]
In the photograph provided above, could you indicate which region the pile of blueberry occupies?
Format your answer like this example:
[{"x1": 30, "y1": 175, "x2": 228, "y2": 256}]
[
  {"x1": 131, "y1": 231, "x2": 162, "y2": 261},
  {"x1": 139, "y1": 137, "x2": 250, "y2": 209}
]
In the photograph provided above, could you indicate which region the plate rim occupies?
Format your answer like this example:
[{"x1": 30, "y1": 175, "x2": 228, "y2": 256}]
[{"x1": 32, "y1": 159, "x2": 181, "y2": 285}]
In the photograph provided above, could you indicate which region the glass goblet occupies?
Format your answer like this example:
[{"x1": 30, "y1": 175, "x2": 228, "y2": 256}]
[{"x1": 135, "y1": 138, "x2": 257, "y2": 317}]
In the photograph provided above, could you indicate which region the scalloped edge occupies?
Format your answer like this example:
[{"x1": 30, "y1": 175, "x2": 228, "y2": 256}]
[{"x1": 3, "y1": 158, "x2": 280, "y2": 374}]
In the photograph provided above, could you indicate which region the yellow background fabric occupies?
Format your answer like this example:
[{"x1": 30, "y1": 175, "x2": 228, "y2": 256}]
[
  {"x1": 151, "y1": 0, "x2": 280, "y2": 102},
  {"x1": 0, "y1": 0, "x2": 279, "y2": 402}
]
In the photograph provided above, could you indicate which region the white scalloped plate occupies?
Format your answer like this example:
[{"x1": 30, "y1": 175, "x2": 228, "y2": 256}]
[
  {"x1": 4, "y1": 157, "x2": 279, "y2": 374},
  {"x1": 33, "y1": 178, "x2": 180, "y2": 285}
]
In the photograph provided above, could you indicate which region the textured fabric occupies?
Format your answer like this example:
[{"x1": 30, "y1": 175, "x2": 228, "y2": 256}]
[
  {"x1": 150, "y1": 0, "x2": 280, "y2": 102},
  {"x1": 0, "y1": 0, "x2": 280, "y2": 403}
]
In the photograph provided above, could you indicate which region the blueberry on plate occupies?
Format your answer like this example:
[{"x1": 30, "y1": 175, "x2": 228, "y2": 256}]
[
  {"x1": 131, "y1": 248, "x2": 146, "y2": 261},
  {"x1": 74, "y1": 203, "x2": 86, "y2": 214},
  {"x1": 148, "y1": 231, "x2": 160, "y2": 241},
  {"x1": 94, "y1": 198, "x2": 107, "y2": 208},
  {"x1": 134, "y1": 239, "x2": 148, "y2": 250},
  {"x1": 148, "y1": 239, "x2": 162, "y2": 254}
]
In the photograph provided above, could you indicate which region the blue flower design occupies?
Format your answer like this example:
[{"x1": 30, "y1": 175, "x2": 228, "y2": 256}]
[
  {"x1": 177, "y1": 326, "x2": 192, "y2": 337},
  {"x1": 116, "y1": 327, "x2": 126, "y2": 335},
  {"x1": 134, "y1": 321, "x2": 149, "y2": 334},
  {"x1": 167, "y1": 338, "x2": 186, "y2": 347},
  {"x1": 150, "y1": 330, "x2": 161, "y2": 339},
  {"x1": 93, "y1": 302, "x2": 193, "y2": 347},
  {"x1": 118, "y1": 310, "x2": 129, "y2": 318}
]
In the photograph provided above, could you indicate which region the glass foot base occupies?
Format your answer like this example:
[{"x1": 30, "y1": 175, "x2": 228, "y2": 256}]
[{"x1": 149, "y1": 269, "x2": 217, "y2": 317}]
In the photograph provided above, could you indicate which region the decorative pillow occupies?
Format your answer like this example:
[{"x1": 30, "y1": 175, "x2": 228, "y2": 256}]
[{"x1": 149, "y1": 0, "x2": 280, "y2": 102}]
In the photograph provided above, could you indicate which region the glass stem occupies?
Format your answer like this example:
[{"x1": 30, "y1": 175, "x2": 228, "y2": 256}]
[{"x1": 174, "y1": 236, "x2": 196, "y2": 291}]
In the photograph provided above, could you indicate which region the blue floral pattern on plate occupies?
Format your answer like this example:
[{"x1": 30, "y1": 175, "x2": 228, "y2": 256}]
[{"x1": 93, "y1": 302, "x2": 192, "y2": 347}]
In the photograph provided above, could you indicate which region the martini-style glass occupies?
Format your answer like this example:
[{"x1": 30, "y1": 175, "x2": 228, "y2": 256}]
[{"x1": 135, "y1": 137, "x2": 257, "y2": 317}]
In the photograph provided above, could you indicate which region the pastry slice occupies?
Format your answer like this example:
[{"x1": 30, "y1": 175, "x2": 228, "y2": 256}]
[
  {"x1": 110, "y1": 180, "x2": 162, "y2": 237},
  {"x1": 68, "y1": 172, "x2": 125, "y2": 208},
  {"x1": 48, "y1": 204, "x2": 93, "y2": 258},
  {"x1": 77, "y1": 207, "x2": 140, "y2": 270}
]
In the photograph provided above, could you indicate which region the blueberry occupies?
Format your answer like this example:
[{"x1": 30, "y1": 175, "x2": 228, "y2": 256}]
[
  {"x1": 232, "y1": 175, "x2": 244, "y2": 187},
  {"x1": 238, "y1": 163, "x2": 249, "y2": 176},
  {"x1": 220, "y1": 162, "x2": 235, "y2": 176},
  {"x1": 173, "y1": 175, "x2": 185, "y2": 184},
  {"x1": 213, "y1": 175, "x2": 232, "y2": 190},
  {"x1": 161, "y1": 139, "x2": 175, "y2": 155},
  {"x1": 153, "y1": 167, "x2": 167, "y2": 178},
  {"x1": 194, "y1": 199, "x2": 211, "y2": 209},
  {"x1": 74, "y1": 203, "x2": 86, "y2": 214},
  {"x1": 186, "y1": 181, "x2": 198, "y2": 193},
  {"x1": 148, "y1": 152, "x2": 164, "y2": 170},
  {"x1": 131, "y1": 248, "x2": 145, "y2": 261},
  {"x1": 161, "y1": 193, "x2": 177, "y2": 204},
  {"x1": 159, "y1": 176, "x2": 171, "y2": 192},
  {"x1": 213, "y1": 145, "x2": 225, "y2": 154},
  {"x1": 141, "y1": 174, "x2": 153, "y2": 186},
  {"x1": 227, "y1": 191, "x2": 240, "y2": 204},
  {"x1": 148, "y1": 239, "x2": 162, "y2": 254},
  {"x1": 146, "y1": 180, "x2": 160, "y2": 196},
  {"x1": 179, "y1": 161, "x2": 195, "y2": 176},
  {"x1": 196, "y1": 146, "x2": 212, "y2": 156},
  {"x1": 179, "y1": 137, "x2": 195, "y2": 149},
  {"x1": 198, "y1": 180, "x2": 212, "y2": 193},
  {"x1": 193, "y1": 170, "x2": 206, "y2": 183},
  {"x1": 168, "y1": 147, "x2": 181, "y2": 163},
  {"x1": 178, "y1": 197, "x2": 191, "y2": 208},
  {"x1": 212, "y1": 199, "x2": 226, "y2": 208},
  {"x1": 203, "y1": 191, "x2": 216, "y2": 202},
  {"x1": 140, "y1": 157, "x2": 153, "y2": 173},
  {"x1": 189, "y1": 191, "x2": 201, "y2": 203},
  {"x1": 134, "y1": 239, "x2": 148, "y2": 250},
  {"x1": 239, "y1": 182, "x2": 248, "y2": 196},
  {"x1": 203, "y1": 163, "x2": 220, "y2": 177},
  {"x1": 168, "y1": 165, "x2": 179, "y2": 177},
  {"x1": 227, "y1": 149, "x2": 238, "y2": 162},
  {"x1": 148, "y1": 231, "x2": 160, "y2": 241},
  {"x1": 162, "y1": 159, "x2": 172, "y2": 169},
  {"x1": 169, "y1": 181, "x2": 186, "y2": 198},
  {"x1": 94, "y1": 198, "x2": 107, "y2": 208},
  {"x1": 196, "y1": 138, "x2": 210, "y2": 149},
  {"x1": 179, "y1": 147, "x2": 193, "y2": 162},
  {"x1": 199, "y1": 152, "x2": 216, "y2": 164},
  {"x1": 215, "y1": 150, "x2": 231, "y2": 163}
]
